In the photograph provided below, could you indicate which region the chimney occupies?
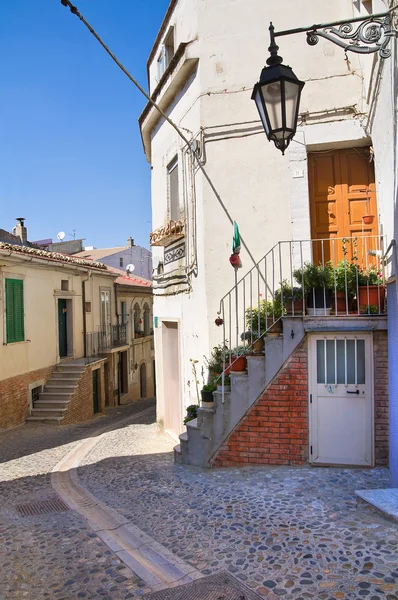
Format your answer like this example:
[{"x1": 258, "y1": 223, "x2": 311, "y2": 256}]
[
  {"x1": 127, "y1": 237, "x2": 135, "y2": 248},
  {"x1": 15, "y1": 218, "x2": 27, "y2": 245}
]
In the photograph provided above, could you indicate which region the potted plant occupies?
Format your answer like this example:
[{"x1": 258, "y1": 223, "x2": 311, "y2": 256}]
[
  {"x1": 184, "y1": 404, "x2": 198, "y2": 425},
  {"x1": 216, "y1": 373, "x2": 231, "y2": 392},
  {"x1": 228, "y1": 346, "x2": 247, "y2": 371},
  {"x1": 246, "y1": 299, "x2": 283, "y2": 338},
  {"x1": 357, "y1": 265, "x2": 385, "y2": 313},
  {"x1": 334, "y1": 259, "x2": 358, "y2": 313},
  {"x1": 201, "y1": 384, "x2": 216, "y2": 407},
  {"x1": 241, "y1": 330, "x2": 264, "y2": 354},
  {"x1": 362, "y1": 304, "x2": 379, "y2": 315},
  {"x1": 275, "y1": 280, "x2": 304, "y2": 315},
  {"x1": 293, "y1": 262, "x2": 334, "y2": 315}
]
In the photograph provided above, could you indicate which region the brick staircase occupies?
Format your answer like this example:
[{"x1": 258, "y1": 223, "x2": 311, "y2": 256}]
[
  {"x1": 26, "y1": 363, "x2": 85, "y2": 424},
  {"x1": 174, "y1": 317, "x2": 305, "y2": 467}
]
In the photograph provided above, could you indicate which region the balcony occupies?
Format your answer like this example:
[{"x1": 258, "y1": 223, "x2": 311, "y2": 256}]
[
  {"x1": 150, "y1": 220, "x2": 185, "y2": 247},
  {"x1": 85, "y1": 324, "x2": 128, "y2": 363}
]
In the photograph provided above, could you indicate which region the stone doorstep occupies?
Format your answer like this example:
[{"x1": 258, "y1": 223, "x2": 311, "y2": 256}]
[{"x1": 356, "y1": 488, "x2": 398, "y2": 523}]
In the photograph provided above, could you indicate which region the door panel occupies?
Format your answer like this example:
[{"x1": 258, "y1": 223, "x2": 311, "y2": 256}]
[
  {"x1": 162, "y1": 322, "x2": 183, "y2": 437},
  {"x1": 58, "y1": 299, "x2": 68, "y2": 358},
  {"x1": 309, "y1": 148, "x2": 378, "y2": 264},
  {"x1": 310, "y1": 334, "x2": 373, "y2": 466}
]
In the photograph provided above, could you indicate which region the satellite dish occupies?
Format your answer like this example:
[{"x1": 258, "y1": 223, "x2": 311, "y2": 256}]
[
  {"x1": 57, "y1": 231, "x2": 66, "y2": 241},
  {"x1": 126, "y1": 263, "x2": 135, "y2": 274}
]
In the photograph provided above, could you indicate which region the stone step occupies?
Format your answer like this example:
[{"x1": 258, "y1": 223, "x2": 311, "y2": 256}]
[
  {"x1": 45, "y1": 384, "x2": 77, "y2": 391},
  {"x1": 48, "y1": 376, "x2": 80, "y2": 382},
  {"x1": 179, "y1": 431, "x2": 188, "y2": 443},
  {"x1": 30, "y1": 408, "x2": 67, "y2": 418},
  {"x1": 173, "y1": 444, "x2": 183, "y2": 464},
  {"x1": 39, "y1": 392, "x2": 72, "y2": 401},
  {"x1": 52, "y1": 372, "x2": 82, "y2": 380},
  {"x1": 34, "y1": 400, "x2": 70, "y2": 409},
  {"x1": 26, "y1": 416, "x2": 64, "y2": 423}
]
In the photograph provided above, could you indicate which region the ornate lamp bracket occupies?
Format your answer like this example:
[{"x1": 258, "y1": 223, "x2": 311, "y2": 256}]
[{"x1": 275, "y1": 10, "x2": 398, "y2": 59}]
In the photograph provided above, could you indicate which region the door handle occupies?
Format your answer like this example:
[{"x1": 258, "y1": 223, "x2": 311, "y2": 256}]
[{"x1": 347, "y1": 389, "x2": 360, "y2": 395}]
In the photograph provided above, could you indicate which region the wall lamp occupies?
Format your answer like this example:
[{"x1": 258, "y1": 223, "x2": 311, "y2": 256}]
[{"x1": 253, "y1": 10, "x2": 397, "y2": 154}]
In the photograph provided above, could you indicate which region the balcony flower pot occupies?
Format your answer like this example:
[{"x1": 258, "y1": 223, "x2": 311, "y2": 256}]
[
  {"x1": 333, "y1": 291, "x2": 354, "y2": 314},
  {"x1": 362, "y1": 215, "x2": 375, "y2": 225},
  {"x1": 358, "y1": 285, "x2": 385, "y2": 313},
  {"x1": 285, "y1": 299, "x2": 304, "y2": 315},
  {"x1": 252, "y1": 337, "x2": 264, "y2": 354},
  {"x1": 306, "y1": 288, "x2": 333, "y2": 316},
  {"x1": 267, "y1": 320, "x2": 283, "y2": 336}
]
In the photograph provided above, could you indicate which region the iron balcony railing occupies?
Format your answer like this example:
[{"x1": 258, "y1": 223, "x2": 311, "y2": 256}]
[
  {"x1": 218, "y1": 235, "x2": 386, "y2": 375},
  {"x1": 85, "y1": 324, "x2": 127, "y2": 364}
]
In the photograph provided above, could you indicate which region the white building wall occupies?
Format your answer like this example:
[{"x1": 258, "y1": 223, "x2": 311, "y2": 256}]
[{"x1": 145, "y1": 0, "x2": 376, "y2": 433}]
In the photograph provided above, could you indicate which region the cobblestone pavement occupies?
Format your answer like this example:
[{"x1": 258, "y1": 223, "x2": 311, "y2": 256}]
[
  {"x1": 0, "y1": 399, "x2": 155, "y2": 600},
  {"x1": 79, "y1": 423, "x2": 398, "y2": 600},
  {"x1": 2, "y1": 400, "x2": 398, "y2": 600}
]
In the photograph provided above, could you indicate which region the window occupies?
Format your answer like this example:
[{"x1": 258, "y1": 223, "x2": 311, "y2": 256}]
[
  {"x1": 5, "y1": 278, "x2": 24, "y2": 343},
  {"x1": 61, "y1": 280, "x2": 69, "y2": 291},
  {"x1": 121, "y1": 301, "x2": 128, "y2": 325},
  {"x1": 157, "y1": 27, "x2": 175, "y2": 80},
  {"x1": 31, "y1": 385, "x2": 42, "y2": 404},
  {"x1": 100, "y1": 290, "x2": 111, "y2": 333},
  {"x1": 143, "y1": 304, "x2": 150, "y2": 336},
  {"x1": 167, "y1": 156, "x2": 179, "y2": 221},
  {"x1": 120, "y1": 257, "x2": 124, "y2": 268},
  {"x1": 85, "y1": 302, "x2": 92, "y2": 313}
]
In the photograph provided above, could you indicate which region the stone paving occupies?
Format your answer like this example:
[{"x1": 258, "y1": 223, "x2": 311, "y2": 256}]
[
  {"x1": 1, "y1": 398, "x2": 398, "y2": 600},
  {"x1": 79, "y1": 422, "x2": 398, "y2": 600},
  {"x1": 0, "y1": 399, "x2": 155, "y2": 599}
]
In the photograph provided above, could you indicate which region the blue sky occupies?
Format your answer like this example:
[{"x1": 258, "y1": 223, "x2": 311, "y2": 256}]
[{"x1": 0, "y1": 0, "x2": 170, "y2": 249}]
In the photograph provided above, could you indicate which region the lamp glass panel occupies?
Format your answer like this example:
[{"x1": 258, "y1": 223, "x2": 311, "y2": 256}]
[
  {"x1": 284, "y1": 80, "x2": 300, "y2": 130},
  {"x1": 254, "y1": 89, "x2": 269, "y2": 135},
  {"x1": 260, "y1": 80, "x2": 282, "y2": 132}
]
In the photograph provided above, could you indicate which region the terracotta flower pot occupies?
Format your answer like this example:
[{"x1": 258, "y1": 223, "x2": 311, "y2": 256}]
[
  {"x1": 333, "y1": 291, "x2": 354, "y2": 314},
  {"x1": 362, "y1": 215, "x2": 375, "y2": 225},
  {"x1": 285, "y1": 299, "x2": 304, "y2": 315},
  {"x1": 251, "y1": 337, "x2": 264, "y2": 354},
  {"x1": 358, "y1": 285, "x2": 386, "y2": 313},
  {"x1": 229, "y1": 355, "x2": 247, "y2": 372}
]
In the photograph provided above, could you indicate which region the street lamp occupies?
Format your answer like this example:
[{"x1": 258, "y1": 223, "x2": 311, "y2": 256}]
[
  {"x1": 253, "y1": 10, "x2": 396, "y2": 154},
  {"x1": 252, "y1": 24, "x2": 304, "y2": 155}
]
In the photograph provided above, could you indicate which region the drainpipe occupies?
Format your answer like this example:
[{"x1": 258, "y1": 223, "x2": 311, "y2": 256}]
[{"x1": 82, "y1": 271, "x2": 91, "y2": 359}]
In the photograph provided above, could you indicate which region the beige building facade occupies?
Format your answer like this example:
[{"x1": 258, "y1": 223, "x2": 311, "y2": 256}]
[{"x1": 0, "y1": 239, "x2": 154, "y2": 430}]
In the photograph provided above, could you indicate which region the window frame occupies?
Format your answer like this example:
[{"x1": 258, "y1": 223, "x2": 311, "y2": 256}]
[
  {"x1": 5, "y1": 278, "x2": 25, "y2": 344},
  {"x1": 167, "y1": 155, "x2": 180, "y2": 221}
]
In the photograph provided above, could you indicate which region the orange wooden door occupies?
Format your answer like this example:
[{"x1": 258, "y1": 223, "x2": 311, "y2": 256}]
[{"x1": 308, "y1": 148, "x2": 378, "y2": 266}]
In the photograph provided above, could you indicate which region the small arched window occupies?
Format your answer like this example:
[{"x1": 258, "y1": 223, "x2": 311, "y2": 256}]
[
  {"x1": 143, "y1": 303, "x2": 150, "y2": 336},
  {"x1": 133, "y1": 303, "x2": 141, "y2": 335}
]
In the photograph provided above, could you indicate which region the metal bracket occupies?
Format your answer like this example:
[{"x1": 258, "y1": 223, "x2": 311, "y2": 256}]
[{"x1": 274, "y1": 10, "x2": 397, "y2": 59}]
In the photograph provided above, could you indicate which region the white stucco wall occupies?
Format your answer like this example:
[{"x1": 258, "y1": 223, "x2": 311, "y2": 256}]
[{"x1": 144, "y1": 0, "x2": 377, "y2": 431}]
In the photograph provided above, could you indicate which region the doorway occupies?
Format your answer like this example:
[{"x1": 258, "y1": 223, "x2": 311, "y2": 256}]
[
  {"x1": 308, "y1": 148, "x2": 378, "y2": 264},
  {"x1": 120, "y1": 351, "x2": 128, "y2": 395},
  {"x1": 140, "y1": 363, "x2": 147, "y2": 398},
  {"x1": 58, "y1": 299, "x2": 68, "y2": 358},
  {"x1": 162, "y1": 321, "x2": 182, "y2": 437},
  {"x1": 104, "y1": 362, "x2": 110, "y2": 407},
  {"x1": 92, "y1": 369, "x2": 100, "y2": 414},
  {"x1": 309, "y1": 333, "x2": 373, "y2": 466}
]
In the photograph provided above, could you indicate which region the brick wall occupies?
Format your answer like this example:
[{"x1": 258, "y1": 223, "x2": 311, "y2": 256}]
[
  {"x1": 212, "y1": 341, "x2": 309, "y2": 467},
  {"x1": 62, "y1": 363, "x2": 105, "y2": 425},
  {"x1": 0, "y1": 365, "x2": 53, "y2": 430},
  {"x1": 374, "y1": 330, "x2": 389, "y2": 466}
]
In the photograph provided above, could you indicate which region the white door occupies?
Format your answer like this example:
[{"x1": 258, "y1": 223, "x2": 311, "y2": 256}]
[{"x1": 309, "y1": 333, "x2": 373, "y2": 466}]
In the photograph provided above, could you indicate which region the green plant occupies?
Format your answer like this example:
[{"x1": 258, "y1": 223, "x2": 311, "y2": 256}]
[
  {"x1": 275, "y1": 280, "x2": 303, "y2": 303},
  {"x1": 363, "y1": 304, "x2": 379, "y2": 314},
  {"x1": 245, "y1": 299, "x2": 283, "y2": 334},
  {"x1": 184, "y1": 404, "x2": 198, "y2": 425},
  {"x1": 293, "y1": 262, "x2": 334, "y2": 291},
  {"x1": 202, "y1": 383, "x2": 217, "y2": 393},
  {"x1": 335, "y1": 260, "x2": 358, "y2": 298},
  {"x1": 358, "y1": 265, "x2": 384, "y2": 286}
]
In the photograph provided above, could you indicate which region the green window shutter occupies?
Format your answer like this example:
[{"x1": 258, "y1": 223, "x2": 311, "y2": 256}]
[{"x1": 6, "y1": 279, "x2": 24, "y2": 343}]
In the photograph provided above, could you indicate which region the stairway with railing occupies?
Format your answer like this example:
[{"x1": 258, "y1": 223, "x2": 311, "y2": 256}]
[
  {"x1": 217, "y1": 234, "x2": 385, "y2": 377},
  {"x1": 174, "y1": 234, "x2": 387, "y2": 467}
]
